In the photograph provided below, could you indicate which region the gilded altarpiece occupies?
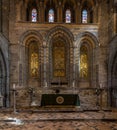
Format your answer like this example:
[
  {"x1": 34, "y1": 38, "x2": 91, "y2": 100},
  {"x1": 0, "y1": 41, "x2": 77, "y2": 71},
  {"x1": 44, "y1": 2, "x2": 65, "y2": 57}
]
[
  {"x1": 52, "y1": 42, "x2": 66, "y2": 77},
  {"x1": 80, "y1": 46, "x2": 88, "y2": 78},
  {"x1": 29, "y1": 42, "x2": 39, "y2": 77}
]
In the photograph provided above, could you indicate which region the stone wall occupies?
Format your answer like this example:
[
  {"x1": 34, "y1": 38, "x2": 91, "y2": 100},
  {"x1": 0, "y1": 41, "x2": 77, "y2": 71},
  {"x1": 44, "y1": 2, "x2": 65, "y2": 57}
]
[
  {"x1": 14, "y1": 87, "x2": 108, "y2": 110},
  {"x1": 7, "y1": 0, "x2": 116, "y2": 109}
]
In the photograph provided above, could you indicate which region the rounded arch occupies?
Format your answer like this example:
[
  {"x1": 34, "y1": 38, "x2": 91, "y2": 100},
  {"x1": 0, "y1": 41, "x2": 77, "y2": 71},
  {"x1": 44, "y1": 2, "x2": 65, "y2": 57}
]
[
  {"x1": 75, "y1": 32, "x2": 99, "y2": 88},
  {"x1": 20, "y1": 30, "x2": 43, "y2": 46},
  {"x1": 75, "y1": 31, "x2": 99, "y2": 48},
  {"x1": 19, "y1": 30, "x2": 43, "y2": 88},
  {"x1": 46, "y1": 26, "x2": 74, "y2": 87},
  {"x1": 46, "y1": 25, "x2": 74, "y2": 47}
]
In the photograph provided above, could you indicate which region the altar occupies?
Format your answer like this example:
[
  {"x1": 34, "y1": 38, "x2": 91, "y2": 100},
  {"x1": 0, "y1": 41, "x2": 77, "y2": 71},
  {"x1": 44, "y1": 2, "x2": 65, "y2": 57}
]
[{"x1": 41, "y1": 94, "x2": 80, "y2": 107}]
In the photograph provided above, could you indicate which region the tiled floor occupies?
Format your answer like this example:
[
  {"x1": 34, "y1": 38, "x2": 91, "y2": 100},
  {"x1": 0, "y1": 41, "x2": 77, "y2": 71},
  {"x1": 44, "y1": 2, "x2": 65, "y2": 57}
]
[{"x1": 0, "y1": 108, "x2": 117, "y2": 130}]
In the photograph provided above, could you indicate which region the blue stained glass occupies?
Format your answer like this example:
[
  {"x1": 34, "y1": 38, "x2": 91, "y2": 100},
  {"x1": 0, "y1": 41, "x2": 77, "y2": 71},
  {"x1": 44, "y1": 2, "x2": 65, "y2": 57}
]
[
  {"x1": 49, "y1": 9, "x2": 54, "y2": 22},
  {"x1": 82, "y1": 10, "x2": 88, "y2": 23},
  {"x1": 66, "y1": 9, "x2": 71, "y2": 23},
  {"x1": 32, "y1": 8, "x2": 37, "y2": 22}
]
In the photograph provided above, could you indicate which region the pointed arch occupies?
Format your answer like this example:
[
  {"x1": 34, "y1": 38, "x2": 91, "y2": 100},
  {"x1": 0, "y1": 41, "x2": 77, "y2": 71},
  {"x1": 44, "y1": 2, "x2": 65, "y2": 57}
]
[
  {"x1": 45, "y1": 0, "x2": 57, "y2": 22},
  {"x1": 19, "y1": 31, "x2": 43, "y2": 87},
  {"x1": 46, "y1": 26, "x2": 74, "y2": 86},
  {"x1": 46, "y1": 26, "x2": 74, "y2": 47},
  {"x1": 75, "y1": 31, "x2": 99, "y2": 48},
  {"x1": 63, "y1": 0, "x2": 75, "y2": 23},
  {"x1": 75, "y1": 32, "x2": 99, "y2": 87},
  {"x1": 20, "y1": 30, "x2": 43, "y2": 45}
]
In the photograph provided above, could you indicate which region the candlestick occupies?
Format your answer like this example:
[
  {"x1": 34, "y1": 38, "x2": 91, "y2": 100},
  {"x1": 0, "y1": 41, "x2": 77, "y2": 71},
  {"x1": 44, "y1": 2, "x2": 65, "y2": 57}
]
[
  {"x1": 45, "y1": 81, "x2": 47, "y2": 87},
  {"x1": 73, "y1": 81, "x2": 75, "y2": 88},
  {"x1": 13, "y1": 84, "x2": 16, "y2": 89}
]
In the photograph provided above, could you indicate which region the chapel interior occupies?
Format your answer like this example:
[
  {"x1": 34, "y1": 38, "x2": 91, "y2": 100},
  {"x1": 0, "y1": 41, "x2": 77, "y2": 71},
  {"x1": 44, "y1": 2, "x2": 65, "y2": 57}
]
[{"x1": 0, "y1": 0, "x2": 117, "y2": 129}]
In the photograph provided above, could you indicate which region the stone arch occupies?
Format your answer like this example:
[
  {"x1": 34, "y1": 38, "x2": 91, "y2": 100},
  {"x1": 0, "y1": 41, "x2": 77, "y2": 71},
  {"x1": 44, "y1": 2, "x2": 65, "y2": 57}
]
[
  {"x1": 0, "y1": 34, "x2": 9, "y2": 107},
  {"x1": 20, "y1": 30, "x2": 43, "y2": 45},
  {"x1": 46, "y1": 26, "x2": 74, "y2": 87},
  {"x1": 108, "y1": 35, "x2": 117, "y2": 107},
  {"x1": 19, "y1": 30, "x2": 43, "y2": 87},
  {"x1": 75, "y1": 32, "x2": 99, "y2": 88},
  {"x1": 46, "y1": 25, "x2": 74, "y2": 47},
  {"x1": 75, "y1": 31, "x2": 99, "y2": 48}
]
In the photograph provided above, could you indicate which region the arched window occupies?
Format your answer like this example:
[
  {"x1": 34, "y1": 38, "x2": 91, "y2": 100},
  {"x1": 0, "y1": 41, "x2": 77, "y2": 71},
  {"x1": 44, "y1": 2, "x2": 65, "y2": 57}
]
[
  {"x1": 32, "y1": 8, "x2": 37, "y2": 22},
  {"x1": 49, "y1": 9, "x2": 54, "y2": 22},
  {"x1": 80, "y1": 46, "x2": 88, "y2": 78},
  {"x1": 82, "y1": 9, "x2": 88, "y2": 23},
  {"x1": 65, "y1": 9, "x2": 71, "y2": 23},
  {"x1": 29, "y1": 42, "x2": 39, "y2": 77}
]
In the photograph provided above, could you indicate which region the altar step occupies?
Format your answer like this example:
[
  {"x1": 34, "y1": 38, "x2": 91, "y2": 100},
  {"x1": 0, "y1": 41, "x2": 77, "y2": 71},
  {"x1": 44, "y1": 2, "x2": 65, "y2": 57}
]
[{"x1": 16, "y1": 106, "x2": 83, "y2": 113}]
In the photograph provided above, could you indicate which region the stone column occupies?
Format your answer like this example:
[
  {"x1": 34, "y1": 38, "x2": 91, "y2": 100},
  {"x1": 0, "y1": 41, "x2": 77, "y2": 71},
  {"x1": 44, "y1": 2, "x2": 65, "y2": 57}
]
[
  {"x1": 114, "y1": 6, "x2": 117, "y2": 34},
  {"x1": 93, "y1": 4, "x2": 99, "y2": 23},
  {"x1": 9, "y1": 43, "x2": 19, "y2": 87},
  {"x1": 98, "y1": 1, "x2": 109, "y2": 86},
  {"x1": 0, "y1": 0, "x2": 2, "y2": 32},
  {"x1": 75, "y1": 2, "x2": 80, "y2": 23},
  {"x1": 22, "y1": 2, "x2": 27, "y2": 21},
  {"x1": 79, "y1": 6, "x2": 82, "y2": 23},
  {"x1": 43, "y1": 40, "x2": 48, "y2": 87},
  {"x1": 73, "y1": 43, "x2": 78, "y2": 88},
  {"x1": 57, "y1": 1, "x2": 62, "y2": 22},
  {"x1": 39, "y1": 1, "x2": 44, "y2": 23}
]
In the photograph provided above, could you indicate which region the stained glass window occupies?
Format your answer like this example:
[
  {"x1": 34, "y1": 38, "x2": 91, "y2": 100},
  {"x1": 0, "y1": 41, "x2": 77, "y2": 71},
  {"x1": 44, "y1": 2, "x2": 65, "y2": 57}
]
[
  {"x1": 49, "y1": 9, "x2": 54, "y2": 22},
  {"x1": 80, "y1": 46, "x2": 88, "y2": 78},
  {"x1": 65, "y1": 9, "x2": 71, "y2": 23},
  {"x1": 32, "y1": 8, "x2": 37, "y2": 22},
  {"x1": 82, "y1": 10, "x2": 88, "y2": 23},
  {"x1": 29, "y1": 42, "x2": 39, "y2": 77}
]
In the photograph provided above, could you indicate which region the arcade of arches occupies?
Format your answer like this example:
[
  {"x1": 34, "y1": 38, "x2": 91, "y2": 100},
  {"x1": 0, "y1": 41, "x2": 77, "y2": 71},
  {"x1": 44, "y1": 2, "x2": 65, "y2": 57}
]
[{"x1": 0, "y1": 0, "x2": 117, "y2": 110}]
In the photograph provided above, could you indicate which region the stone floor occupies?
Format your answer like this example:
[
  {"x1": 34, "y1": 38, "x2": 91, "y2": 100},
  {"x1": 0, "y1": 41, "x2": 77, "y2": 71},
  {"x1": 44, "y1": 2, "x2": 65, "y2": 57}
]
[{"x1": 0, "y1": 108, "x2": 117, "y2": 130}]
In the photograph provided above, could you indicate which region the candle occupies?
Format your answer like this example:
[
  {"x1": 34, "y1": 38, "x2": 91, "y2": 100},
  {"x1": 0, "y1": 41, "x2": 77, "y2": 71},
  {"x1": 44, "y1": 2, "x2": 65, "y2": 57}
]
[
  {"x1": 45, "y1": 82, "x2": 47, "y2": 87},
  {"x1": 13, "y1": 84, "x2": 16, "y2": 89},
  {"x1": 73, "y1": 81, "x2": 75, "y2": 88}
]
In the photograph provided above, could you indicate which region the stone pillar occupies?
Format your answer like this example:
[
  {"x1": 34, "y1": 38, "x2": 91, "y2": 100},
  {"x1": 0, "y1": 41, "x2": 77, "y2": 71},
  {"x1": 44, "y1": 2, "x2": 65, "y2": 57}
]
[
  {"x1": 0, "y1": 0, "x2": 2, "y2": 32},
  {"x1": 79, "y1": 6, "x2": 82, "y2": 23},
  {"x1": 114, "y1": 6, "x2": 117, "y2": 34},
  {"x1": 9, "y1": 44, "x2": 19, "y2": 87},
  {"x1": 73, "y1": 44, "x2": 78, "y2": 87},
  {"x1": 39, "y1": 1, "x2": 44, "y2": 23},
  {"x1": 98, "y1": 1, "x2": 109, "y2": 88},
  {"x1": 57, "y1": 1, "x2": 63, "y2": 22},
  {"x1": 69, "y1": 46, "x2": 74, "y2": 87},
  {"x1": 75, "y1": 2, "x2": 80, "y2": 23},
  {"x1": 43, "y1": 40, "x2": 48, "y2": 87},
  {"x1": 93, "y1": 4, "x2": 98, "y2": 23},
  {"x1": 22, "y1": 2, "x2": 27, "y2": 21}
]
